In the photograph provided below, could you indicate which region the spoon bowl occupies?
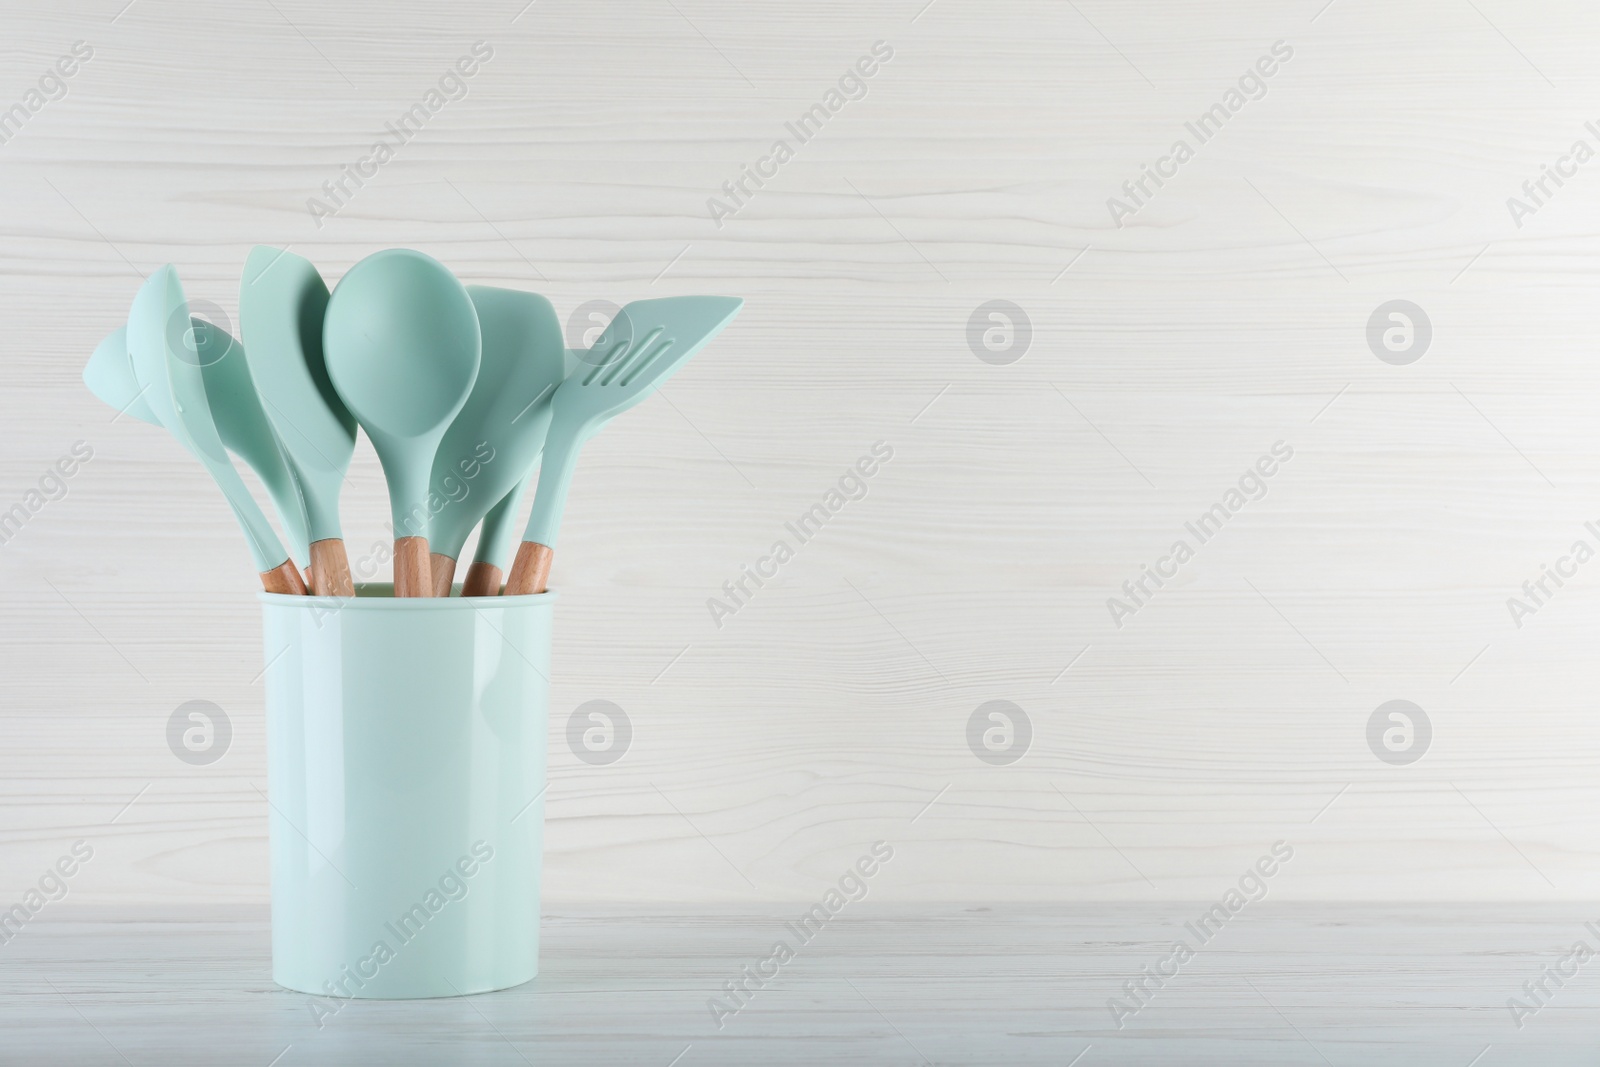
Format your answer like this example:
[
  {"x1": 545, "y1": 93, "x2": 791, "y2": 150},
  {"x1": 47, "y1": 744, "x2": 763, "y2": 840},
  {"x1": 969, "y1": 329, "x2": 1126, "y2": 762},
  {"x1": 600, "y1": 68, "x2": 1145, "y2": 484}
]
[{"x1": 324, "y1": 249, "x2": 480, "y2": 596}]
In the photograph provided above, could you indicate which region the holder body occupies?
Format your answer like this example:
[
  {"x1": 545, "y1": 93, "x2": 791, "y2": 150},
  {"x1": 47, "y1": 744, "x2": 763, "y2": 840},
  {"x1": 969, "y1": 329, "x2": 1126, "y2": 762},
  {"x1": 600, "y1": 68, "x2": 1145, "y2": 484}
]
[{"x1": 260, "y1": 584, "x2": 553, "y2": 999}]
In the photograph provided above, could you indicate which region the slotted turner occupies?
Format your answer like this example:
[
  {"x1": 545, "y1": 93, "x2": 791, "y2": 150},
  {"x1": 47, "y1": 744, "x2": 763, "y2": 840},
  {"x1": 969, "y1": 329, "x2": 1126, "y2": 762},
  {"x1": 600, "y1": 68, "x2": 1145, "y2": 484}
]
[{"x1": 503, "y1": 295, "x2": 742, "y2": 595}]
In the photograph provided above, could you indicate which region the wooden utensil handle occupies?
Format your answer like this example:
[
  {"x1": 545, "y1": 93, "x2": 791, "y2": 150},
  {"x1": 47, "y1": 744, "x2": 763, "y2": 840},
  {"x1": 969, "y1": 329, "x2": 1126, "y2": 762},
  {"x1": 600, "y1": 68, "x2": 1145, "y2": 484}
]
[
  {"x1": 460, "y1": 561, "x2": 502, "y2": 597},
  {"x1": 260, "y1": 559, "x2": 308, "y2": 595},
  {"x1": 503, "y1": 541, "x2": 552, "y2": 596},
  {"x1": 394, "y1": 536, "x2": 433, "y2": 597},
  {"x1": 308, "y1": 538, "x2": 355, "y2": 597},
  {"x1": 430, "y1": 553, "x2": 457, "y2": 596}
]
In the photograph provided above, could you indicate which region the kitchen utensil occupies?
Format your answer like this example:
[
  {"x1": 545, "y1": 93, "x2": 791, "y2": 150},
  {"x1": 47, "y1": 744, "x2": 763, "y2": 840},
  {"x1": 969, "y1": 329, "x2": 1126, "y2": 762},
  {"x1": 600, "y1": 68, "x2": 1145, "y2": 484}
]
[
  {"x1": 460, "y1": 344, "x2": 581, "y2": 596},
  {"x1": 427, "y1": 286, "x2": 564, "y2": 594},
  {"x1": 87, "y1": 321, "x2": 312, "y2": 567},
  {"x1": 503, "y1": 296, "x2": 742, "y2": 595},
  {"x1": 460, "y1": 475, "x2": 528, "y2": 596},
  {"x1": 323, "y1": 249, "x2": 480, "y2": 597},
  {"x1": 241, "y1": 247, "x2": 358, "y2": 597},
  {"x1": 84, "y1": 327, "x2": 158, "y2": 425},
  {"x1": 127, "y1": 266, "x2": 306, "y2": 593}
]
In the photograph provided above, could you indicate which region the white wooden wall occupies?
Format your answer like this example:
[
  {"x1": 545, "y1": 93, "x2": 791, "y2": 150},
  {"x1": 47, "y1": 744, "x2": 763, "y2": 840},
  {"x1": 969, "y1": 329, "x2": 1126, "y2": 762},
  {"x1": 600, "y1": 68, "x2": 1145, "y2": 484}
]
[{"x1": 4, "y1": 0, "x2": 1599, "y2": 904}]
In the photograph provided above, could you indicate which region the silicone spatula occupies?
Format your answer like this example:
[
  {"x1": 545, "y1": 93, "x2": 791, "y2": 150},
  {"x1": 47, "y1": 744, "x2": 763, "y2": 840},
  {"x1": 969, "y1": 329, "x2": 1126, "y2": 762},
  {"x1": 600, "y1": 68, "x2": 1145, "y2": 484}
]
[
  {"x1": 240, "y1": 247, "x2": 358, "y2": 596},
  {"x1": 87, "y1": 321, "x2": 310, "y2": 568},
  {"x1": 460, "y1": 474, "x2": 529, "y2": 596},
  {"x1": 503, "y1": 296, "x2": 742, "y2": 595},
  {"x1": 84, "y1": 327, "x2": 159, "y2": 425},
  {"x1": 426, "y1": 286, "x2": 565, "y2": 594},
  {"x1": 126, "y1": 267, "x2": 306, "y2": 593},
  {"x1": 461, "y1": 343, "x2": 581, "y2": 596}
]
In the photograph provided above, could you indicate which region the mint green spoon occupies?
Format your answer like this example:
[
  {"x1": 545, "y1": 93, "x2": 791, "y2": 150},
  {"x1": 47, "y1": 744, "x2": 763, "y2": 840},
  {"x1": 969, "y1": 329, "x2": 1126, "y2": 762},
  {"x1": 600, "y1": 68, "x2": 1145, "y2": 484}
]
[
  {"x1": 323, "y1": 249, "x2": 480, "y2": 597},
  {"x1": 87, "y1": 319, "x2": 311, "y2": 572},
  {"x1": 504, "y1": 295, "x2": 743, "y2": 595},
  {"x1": 426, "y1": 286, "x2": 565, "y2": 595},
  {"x1": 241, "y1": 247, "x2": 357, "y2": 596},
  {"x1": 126, "y1": 267, "x2": 305, "y2": 593}
]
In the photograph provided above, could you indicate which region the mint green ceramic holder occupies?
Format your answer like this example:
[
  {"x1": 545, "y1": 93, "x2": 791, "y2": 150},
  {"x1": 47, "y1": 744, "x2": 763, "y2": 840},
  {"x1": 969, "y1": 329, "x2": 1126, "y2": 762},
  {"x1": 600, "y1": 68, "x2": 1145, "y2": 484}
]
[{"x1": 260, "y1": 584, "x2": 553, "y2": 999}]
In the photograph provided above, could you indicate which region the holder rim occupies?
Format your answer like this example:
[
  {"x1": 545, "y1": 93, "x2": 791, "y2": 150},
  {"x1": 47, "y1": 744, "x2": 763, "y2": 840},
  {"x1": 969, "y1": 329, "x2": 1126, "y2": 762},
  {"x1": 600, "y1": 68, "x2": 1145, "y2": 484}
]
[{"x1": 259, "y1": 581, "x2": 557, "y2": 608}]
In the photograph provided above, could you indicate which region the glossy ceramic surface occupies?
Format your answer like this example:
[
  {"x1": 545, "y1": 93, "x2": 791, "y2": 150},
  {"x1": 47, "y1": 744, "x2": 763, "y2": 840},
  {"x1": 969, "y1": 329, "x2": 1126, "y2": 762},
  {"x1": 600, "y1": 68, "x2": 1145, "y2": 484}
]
[{"x1": 260, "y1": 585, "x2": 553, "y2": 998}]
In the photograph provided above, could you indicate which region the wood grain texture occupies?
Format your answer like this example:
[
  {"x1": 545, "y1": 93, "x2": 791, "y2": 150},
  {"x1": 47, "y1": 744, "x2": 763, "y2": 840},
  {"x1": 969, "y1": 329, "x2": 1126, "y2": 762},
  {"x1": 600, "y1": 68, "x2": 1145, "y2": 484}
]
[
  {"x1": 390, "y1": 536, "x2": 430, "y2": 597},
  {"x1": 258, "y1": 560, "x2": 306, "y2": 595},
  {"x1": 5, "y1": 0, "x2": 1600, "y2": 906},
  {"x1": 2, "y1": 905, "x2": 1598, "y2": 1063},
  {"x1": 428, "y1": 551, "x2": 456, "y2": 596},
  {"x1": 306, "y1": 538, "x2": 354, "y2": 598},
  {"x1": 505, "y1": 541, "x2": 553, "y2": 596},
  {"x1": 460, "y1": 560, "x2": 501, "y2": 597}
]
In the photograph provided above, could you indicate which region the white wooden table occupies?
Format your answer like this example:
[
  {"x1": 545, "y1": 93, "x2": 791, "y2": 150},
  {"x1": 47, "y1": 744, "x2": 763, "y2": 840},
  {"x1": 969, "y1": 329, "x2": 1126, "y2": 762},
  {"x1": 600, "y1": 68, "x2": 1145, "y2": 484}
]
[{"x1": 1, "y1": 904, "x2": 1596, "y2": 1064}]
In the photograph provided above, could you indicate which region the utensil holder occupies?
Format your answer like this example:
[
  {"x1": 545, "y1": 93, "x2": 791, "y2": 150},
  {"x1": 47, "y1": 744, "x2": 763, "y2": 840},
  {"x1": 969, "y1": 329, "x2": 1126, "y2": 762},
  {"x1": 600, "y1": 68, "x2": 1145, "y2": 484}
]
[{"x1": 259, "y1": 584, "x2": 554, "y2": 999}]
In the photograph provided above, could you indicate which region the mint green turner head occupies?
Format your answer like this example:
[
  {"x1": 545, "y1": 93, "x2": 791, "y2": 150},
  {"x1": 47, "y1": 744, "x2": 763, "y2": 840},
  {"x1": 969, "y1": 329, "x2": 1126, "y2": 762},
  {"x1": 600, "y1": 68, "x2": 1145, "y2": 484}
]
[
  {"x1": 125, "y1": 266, "x2": 303, "y2": 589},
  {"x1": 90, "y1": 315, "x2": 312, "y2": 569},
  {"x1": 425, "y1": 286, "x2": 565, "y2": 593},
  {"x1": 240, "y1": 247, "x2": 355, "y2": 546},
  {"x1": 503, "y1": 295, "x2": 742, "y2": 594}
]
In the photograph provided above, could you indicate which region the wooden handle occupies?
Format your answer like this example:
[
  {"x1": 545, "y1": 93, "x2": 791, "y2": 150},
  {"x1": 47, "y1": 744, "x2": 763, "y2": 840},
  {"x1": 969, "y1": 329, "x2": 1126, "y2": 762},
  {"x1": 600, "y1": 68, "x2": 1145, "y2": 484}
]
[
  {"x1": 430, "y1": 553, "x2": 457, "y2": 596},
  {"x1": 393, "y1": 536, "x2": 432, "y2": 597},
  {"x1": 504, "y1": 541, "x2": 552, "y2": 596},
  {"x1": 260, "y1": 559, "x2": 308, "y2": 595},
  {"x1": 307, "y1": 539, "x2": 355, "y2": 598},
  {"x1": 460, "y1": 561, "x2": 503, "y2": 597}
]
